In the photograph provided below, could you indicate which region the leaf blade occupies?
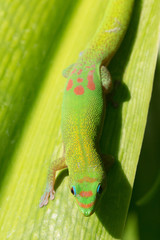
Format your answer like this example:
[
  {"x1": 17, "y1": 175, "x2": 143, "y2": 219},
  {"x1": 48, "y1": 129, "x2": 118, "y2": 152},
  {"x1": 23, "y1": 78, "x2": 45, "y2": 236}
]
[{"x1": 0, "y1": 0, "x2": 160, "y2": 239}]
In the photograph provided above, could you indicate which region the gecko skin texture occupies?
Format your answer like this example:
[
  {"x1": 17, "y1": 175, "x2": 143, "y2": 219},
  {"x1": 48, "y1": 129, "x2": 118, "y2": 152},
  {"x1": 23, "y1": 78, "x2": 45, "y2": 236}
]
[{"x1": 39, "y1": 0, "x2": 134, "y2": 217}]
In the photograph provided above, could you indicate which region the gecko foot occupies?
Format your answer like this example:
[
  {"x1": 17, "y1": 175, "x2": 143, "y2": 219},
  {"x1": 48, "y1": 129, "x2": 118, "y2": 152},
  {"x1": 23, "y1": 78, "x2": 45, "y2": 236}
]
[{"x1": 39, "y1": 188, "x2": 55, "y2": 208}]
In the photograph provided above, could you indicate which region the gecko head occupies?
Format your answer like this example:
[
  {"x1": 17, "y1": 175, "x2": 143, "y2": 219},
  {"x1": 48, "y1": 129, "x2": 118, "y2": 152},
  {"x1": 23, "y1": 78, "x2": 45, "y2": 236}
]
[{"x1": 70, "y1": 176, "x2": 106, "y2": 217}]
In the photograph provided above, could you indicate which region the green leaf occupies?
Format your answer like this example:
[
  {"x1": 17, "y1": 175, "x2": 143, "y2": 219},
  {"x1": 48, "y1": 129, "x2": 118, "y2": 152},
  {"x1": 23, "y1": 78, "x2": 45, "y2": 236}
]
[
  {"x1": 123, "y1": 50, "x2": 160, "y2": 240},
  {"x1": 0, "y1": 0, "x2": 159, "y2": 239}
]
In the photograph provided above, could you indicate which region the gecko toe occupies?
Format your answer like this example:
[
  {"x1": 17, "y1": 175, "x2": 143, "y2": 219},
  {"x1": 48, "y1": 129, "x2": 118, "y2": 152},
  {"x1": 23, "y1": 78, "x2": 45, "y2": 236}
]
[
  {"x1": 39, "y1": 189, "x2": 55, "y2": 207},
  {"x1": 50, "y1": 191, "x2": 55, "y2": 200},
  {"x1": 39, "y1": 192, "x2": 49, "y2": 208}
]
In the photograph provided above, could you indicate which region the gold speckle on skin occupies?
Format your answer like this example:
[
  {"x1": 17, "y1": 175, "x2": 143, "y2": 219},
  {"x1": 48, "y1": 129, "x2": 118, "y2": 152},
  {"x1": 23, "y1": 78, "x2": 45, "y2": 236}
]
[{"x1": 40, "y1": 0, "x2": 135, "y2": 215}]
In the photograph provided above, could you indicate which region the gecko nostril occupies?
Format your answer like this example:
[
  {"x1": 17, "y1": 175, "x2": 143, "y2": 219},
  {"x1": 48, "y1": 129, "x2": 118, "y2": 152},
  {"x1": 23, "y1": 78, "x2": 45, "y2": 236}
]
[{"x1": 81, "y1": 207, "x2": 94, "y2": 217}]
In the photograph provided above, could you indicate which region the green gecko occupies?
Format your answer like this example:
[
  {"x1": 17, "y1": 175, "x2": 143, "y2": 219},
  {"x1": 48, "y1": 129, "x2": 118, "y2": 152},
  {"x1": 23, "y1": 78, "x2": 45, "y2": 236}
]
[{"x1": 39, "y1": 0, "x2": 134, "y2": 217}]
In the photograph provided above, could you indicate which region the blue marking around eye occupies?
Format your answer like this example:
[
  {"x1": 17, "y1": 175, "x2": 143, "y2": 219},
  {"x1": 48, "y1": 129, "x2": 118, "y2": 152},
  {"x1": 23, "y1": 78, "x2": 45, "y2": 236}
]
[
  {"x1": 97, "y1": 184, "x2": 102, "y2": 194},
  {"x1": 73, "y1": 186, "x2": 76, "y2": 195}
]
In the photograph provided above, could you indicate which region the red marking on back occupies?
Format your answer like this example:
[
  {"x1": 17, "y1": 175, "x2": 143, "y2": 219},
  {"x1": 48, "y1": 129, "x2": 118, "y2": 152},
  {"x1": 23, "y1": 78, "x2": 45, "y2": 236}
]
[
  {"x1": 87, "y1": 70, "x2": 95, "y2": 90},
  {"x1": 77, "y1": 78, "x2": 83, "y2": 83},
  {"x1": 79, "y1": 191, "x2": 93, "y2": 197},
  {"x1": 78, "y1": 177, "x2": 97, "y2": 183},
  {"x1": 74, "y1": 85, "x2": 84, "y2": 95},
  {"x1": 76, "y1": 199, "x2": 95, "y2": 209},
  {"x1": 77, "y1": 69, "x2": 83, "y2": 75},
  {"x1": 71, "y1": 69, "x2": 77, "y2": 74},
  {"x1": 66, "y1": 79, "x2": 73, "y2": 91},
  {"x1": 86, "y1": 64, "x2": 95, "y2": 69}
]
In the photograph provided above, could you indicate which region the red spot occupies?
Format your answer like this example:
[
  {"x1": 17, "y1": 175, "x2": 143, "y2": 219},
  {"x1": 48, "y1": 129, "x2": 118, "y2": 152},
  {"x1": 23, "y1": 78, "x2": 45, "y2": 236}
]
[
  {"x1": 87, "y1": 70, "x2": 95, "y2": 90},
  {"x1": 77, "y1": 69, "x2": 83, "y2": 75},
  {"x1": 86, "y1": 65, "x2": 95, "y2": 69},
  {"x1": 74, "y1": 85, "x2": 84, "y2": 95},
  {"x1": 78, "y1": 177, "x2": 97, "y2": 183},
  {"x1": 79, "y1": 191, "x2": 93, "y2": 197},
  {"x1": 71, "y1": 69, "x2": 77, "y2": 74},
  {"x1": 77, "y1": 78, "x2": 83, "y2": 83},
  {"x1": 76, "y1": 199, "x2": 95, "y2": 209},
  {"x1": 66, "y1": 79, "x2": 73, "y2": 91}
]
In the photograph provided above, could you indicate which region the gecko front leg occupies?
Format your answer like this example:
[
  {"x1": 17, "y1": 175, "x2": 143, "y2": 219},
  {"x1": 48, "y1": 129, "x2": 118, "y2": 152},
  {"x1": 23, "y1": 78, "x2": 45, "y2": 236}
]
[
  {"x1": 39, "y1": 156, "x2": 67, "y2": 208},
  {"x1": 100, "y1": 65, "x2": 113, "y2": 94},
  {"x1": 101, "y1": 65, "x2": 119, "y2": 107}
]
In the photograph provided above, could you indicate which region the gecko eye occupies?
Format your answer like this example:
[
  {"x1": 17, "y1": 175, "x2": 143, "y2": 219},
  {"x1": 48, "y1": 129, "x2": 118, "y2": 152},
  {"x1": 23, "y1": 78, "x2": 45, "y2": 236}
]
[
  {"x1": 97, "y1": 184, "x2": 103, "y2": 195},
  {"x1": 71, "y1": 186, "x2": 76, "y2": 196}
]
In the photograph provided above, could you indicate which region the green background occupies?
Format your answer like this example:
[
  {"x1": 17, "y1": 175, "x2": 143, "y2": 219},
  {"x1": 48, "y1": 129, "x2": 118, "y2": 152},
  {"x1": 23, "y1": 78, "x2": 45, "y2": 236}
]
[{"x1": 123, "y1": 52, "x2": 160, "y2": 240}]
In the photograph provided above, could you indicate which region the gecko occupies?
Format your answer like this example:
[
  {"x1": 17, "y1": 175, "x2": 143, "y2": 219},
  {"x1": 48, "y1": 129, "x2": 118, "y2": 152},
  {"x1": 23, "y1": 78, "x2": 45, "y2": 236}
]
[{"x1": 39, "y1": 0, "x2": 134, "y2": 217}]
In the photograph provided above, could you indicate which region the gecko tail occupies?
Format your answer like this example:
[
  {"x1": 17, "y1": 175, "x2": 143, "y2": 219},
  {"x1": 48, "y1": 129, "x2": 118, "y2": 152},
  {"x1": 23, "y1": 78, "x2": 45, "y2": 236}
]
[{"x1": 82, "y1": 0, "x2": 135, "y2": 64}]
